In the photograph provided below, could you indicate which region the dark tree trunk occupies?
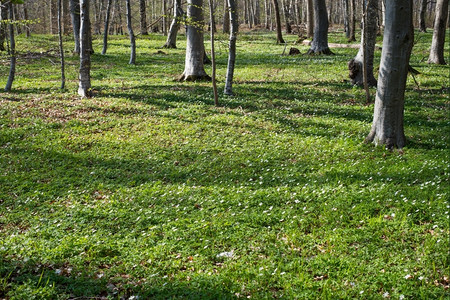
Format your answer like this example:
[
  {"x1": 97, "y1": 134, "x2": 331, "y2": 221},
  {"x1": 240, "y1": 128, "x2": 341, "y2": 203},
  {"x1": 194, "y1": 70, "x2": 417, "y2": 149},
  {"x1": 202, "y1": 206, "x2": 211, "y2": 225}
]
[
  {"x1": 272, "y1": 0, "x2": 285, "y2": 43},
  {"x1": 343, "y1": 0, "x2": 350, "y2": 38},
  {"x1": 4, "y1": 2, "x2": 15, "y2": 92},
  {"x1": 140, "y1": 0, "x2": 149, "y2": 35},
  {"x1": 282, "y1": 0, "x2": 292, "y2": 34},
  {"x1": 366, "y1": 0, "x2": 414, "y2": 149},
  {"x1": 208, "y1": 0, "x2": 219, "y2": 106},
  {"x1": 307, "y1": 0, "x2": 332, "y2": 54},
  {"x1": 58, "y1": 0, "x2": 66, "y2": 89},
  {"x1": 223, "y1": 0, "x2": 230, "y2": 34},
  {"x1": 78, "y1": 0, "x2": 92, "y2": 97},
  {"x1": 163, "y1": 0, "x2": 184, "y2": 48},
  {"x1": 419, "y1": 0, "x2": 428, "y2": 32},
  {"x1": 69, "y1": 0, "x2": 81, "y2": 54},
  {"x1": 348, "y1": 0, "x2": 356, "y2": 41},
  {"x1": 180, "y1": 0, "x2": 210, "y2": 81},
  {"x1": 102, "y1": 0, "x2": 113, "y2": 54},
  {"x1": 125, "y1": 0, "x2": 136, "y2": 64},
  {"x1": 348, "y1": 0, "x2": 378, "y2": 87},
  {"x1": 428, "y1": 0, "x2": 449, "y2": 64},
  {"x1": 0, "y1": 3, "x2": 8, "y2": 51},
  {"x1": 224, "y1": 0, "x2": 238, "y2": 96},
  {"x1": 23, "y1": 3, "x2": 31, "y2": 37}
]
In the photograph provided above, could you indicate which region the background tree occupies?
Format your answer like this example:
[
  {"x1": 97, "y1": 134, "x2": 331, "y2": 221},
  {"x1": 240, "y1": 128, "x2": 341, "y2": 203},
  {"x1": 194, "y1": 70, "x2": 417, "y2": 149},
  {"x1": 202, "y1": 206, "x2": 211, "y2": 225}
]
[
  {"x1": 419, "y1": 0, "x2": 427, "y2": 32},
  {"x1": 427, "y1": 0, "x2": 448, "y2": 65},
  {"x1": 163, "y1": 0, "x2": 184, "y2": 48},
  {"x1": 306, "y1": 0, "x2": 313, "y2": 38},
  {"x1": 307, "y1": 0, "x2": 332, "y2": 54},
  {"x1": 58, "y1": 0, "x2": 65, "y2": 89},
  {"x1": 125, "y1": 0, "x2": 136, "y2": 64},
  {"x1": 366, "y1": 0, "x2": 414, "y2": 149},
  {"x1": 69, "y1": 0, "x2": 80, "y2": 54},
  {"x1": 272, "y1": 0, "x2": 285, "y2": 43},
  {"x1": 101, "y1": 0, "x2": 113, "y2": 55},
  {"x1": 224, "y1": 0, "x2": 238, "y2": 96},
  {"x1": 348, "y1": 0, "x2": 378, "y2": 87},
  {"x1": 0, "y1": 2, "x2": 8, "y2": 51},
  {"x1": 139, "y1": 0, "x2": 148, "y2": 35},
  {"x1": 4, "y1": 1, "x2": 15, "y2": 92},
  {"x1": 180, "y1": 0, "x2": 210, "y2": 81},
  {"x1": 78, "y1": 0, "x2": 91, "y2": 97}
]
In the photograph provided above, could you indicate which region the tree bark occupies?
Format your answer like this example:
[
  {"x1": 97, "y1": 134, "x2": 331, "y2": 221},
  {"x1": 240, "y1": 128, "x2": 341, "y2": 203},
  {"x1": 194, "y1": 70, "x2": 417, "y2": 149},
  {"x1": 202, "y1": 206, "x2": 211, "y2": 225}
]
[
  {"x1": 348, "y1": 0, "x2": 378, "y2": 87},
  {"x1": 0, "y1": 3, "x2": 8, "y2": 51},
  {"x1": 69, "y1": 0, "x2": 81, "y2": 54},
  {"x1": 126, "y1": 0, "x2": 136, "y2": 65},
  {"x1": 163, "y1": 0, "x2": 184, "y2": 48},
  {"x1": 180, "y1": 0, "x2": 210, "y2": 81},
  {"x1": 78, "y1": 0, "x2": 92, "y2": 97},
  {"x1": 102, "y1": 0, "x2": 113, "y2": 54},
  {"x1": 428, "y1": 0, "x2": 449, "y2": 64},
  {"x1": 4, "y1": 2, "x2": 15, "y2": 92},
  {"x1": 419, "y1": 0, "x2": 427, "y2": 32},
  {"x1": 307, "y1": 0, "x2": 332, "y2": 54},
  {"x1": 58, "y1": 0, "x2": 66, "y2": 89},
  {"x1": 272, "y1": 0, "x2": 285, "y2": 43},
  {"x1": 224, "y1": 0, "x2": 238, "y2": 96},
  {"x1": 139, "y1": 0, "x2": 149, "y2": 35},
  {"x1": 365, "y1": 0, "x2": 414, "y2": 149},
  {"x1": 306, "y1": 0, "x2": 313, "y2": 38}
]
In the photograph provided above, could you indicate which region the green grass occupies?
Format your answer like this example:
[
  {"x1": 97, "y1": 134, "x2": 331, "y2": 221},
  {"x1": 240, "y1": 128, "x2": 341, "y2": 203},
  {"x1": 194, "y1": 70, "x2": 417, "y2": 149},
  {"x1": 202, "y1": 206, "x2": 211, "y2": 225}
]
[{"x1": 0, "y1": 29, "x2": 449, "y2": 299}]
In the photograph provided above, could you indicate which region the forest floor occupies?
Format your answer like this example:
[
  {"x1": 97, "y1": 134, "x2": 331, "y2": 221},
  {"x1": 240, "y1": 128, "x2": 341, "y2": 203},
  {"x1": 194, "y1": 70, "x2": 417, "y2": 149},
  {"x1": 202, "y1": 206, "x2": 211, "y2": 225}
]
[{"x1": 0, "y1": 29, "x2": 449, "y2": 299}]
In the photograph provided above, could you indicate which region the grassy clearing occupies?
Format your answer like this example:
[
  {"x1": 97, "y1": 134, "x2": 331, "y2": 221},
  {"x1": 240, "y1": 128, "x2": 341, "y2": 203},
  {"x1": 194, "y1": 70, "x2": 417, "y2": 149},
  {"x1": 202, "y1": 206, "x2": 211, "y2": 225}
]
[{"x1": 0, "y1": 29, "x2": 449, "y2": 299}]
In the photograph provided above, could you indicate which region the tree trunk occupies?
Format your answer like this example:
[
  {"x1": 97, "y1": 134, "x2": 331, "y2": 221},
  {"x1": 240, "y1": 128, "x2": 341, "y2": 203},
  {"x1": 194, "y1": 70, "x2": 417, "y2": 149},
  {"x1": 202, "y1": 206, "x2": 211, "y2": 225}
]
[
  {"x1": 272, "y1": 0, "x2": 285, "y2": 43},
  {"x1": 307, "y1": 0, "x2": 332, "y2": 54},
  {"x1": 282, "y1": 0, "x2": 292, "y2": 34},
  {"x1": 208, "y1": 0, "x2": 219, "y2": 106},
  {"x1": 223, "y1": 0, "x2": 230, "y2": 33},
  {"x1": 365, "y1": 0, "x2": 414, "y2": 149},
  {"x1": 419, "y1": 0, "x2": 428, "y2": 32},
  {"x1": 428, "y1": 0, "x2": 448, "y2": 64},
  {"x1": 343, "y1": 0, "x2": 350, "y2": 38},
  {"x1": 140, "y1": 0, "x2": 149, "y2": 35},
  {"x1": 78, "y1": 0, "x2": 92, "y2": 97},
  {"x1": 348, "y1": 0, "x2": 378, "y2": 87},
  {"x1": 348, "y1": 0, "x2": 356, "y2": 41},
  {"x1": 4, "y1": 2, "x2": 15, "y2": 92},
  {"x1": 264, "y1": 0, "x2": 270, "y2": 29},
  {"x1": 306, "y1": 0, "x2": 313, "y2": 38},
  {"x1": 69, "y1": 0, "x2": 81, "y2": 54},
  {"x1": 180, "y1": 0, "x2": 210, "y2": 81},
  {"x1": 224, "y1": 0, "x2": 238, "y2": 96},
  {"x1": 58, "y1": 0, "x2": 66, "y2": 89},
  {"x1": 102, "y1": 0, "x2": 113, "y2": 54},
  {"x1": 23, "y1": 3, "x2": 31, "y2": 37},
  {"x1": 164, "y1": 0, "x2": 184, "y2": 48},
  {"x1": 126, "y1": 0, "x2": 136, "y2": 64},
  {"x1": 0, "y1": 3, "x2": 8, "y2": 51}
]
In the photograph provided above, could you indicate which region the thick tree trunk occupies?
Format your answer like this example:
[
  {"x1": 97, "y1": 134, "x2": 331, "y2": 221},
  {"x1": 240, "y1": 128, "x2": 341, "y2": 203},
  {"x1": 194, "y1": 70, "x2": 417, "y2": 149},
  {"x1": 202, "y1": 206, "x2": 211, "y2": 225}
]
[
  {"x1": 4, "y1": 2, "x2": 15, "y2": 92},
  {"x1": 366, "y1": 0, "x2": 414, "y2": 149},
  {"x1": 58, "y1": 0, "x2": 66, "y2": 89},
  {"x1": 348, "y1": 0, "x2": 378, "y2": 87},
  {"x1": 102, "y1": 0, "x2": 113, "y2": 54},
  {"x1": 307, "y1": 0, "x2": 332, "y2": 54},
  {"x1": 163, "y1": 0, "x2": 184, "y2": 48},
  {"x1": 70, "y1": 0, "x2": 81, "y2": 54},
  {"x1": 0, "y1": 3, "x2": 8, "y2": 51},
  {"x1": 224, "y1": 0, "x2": 238, "y2": 96},
  {"x1": 306, "y1": 0, "x2": 313, "y2": 38},
  {"x1": 180, "y1": 0, "x2": 210, "y2": 81},
  {"x1": 126, "y1": 0, "x2": 136, "y2": 64},
  {"x1": 272, "y1": 0, "x2": 285, "y2": 43},
  {"x1": 428, "y1": 0, "x2": 448, "y2": 64},
  {"x1": 139, "y1": 0, "x2": 148, "y2": 35},
  {"x1": 419, "y1": 0, "x2": 428, "y2": 32},
  {"x1": 78, "y1": 0, "x2": 92, "y2": 97}
]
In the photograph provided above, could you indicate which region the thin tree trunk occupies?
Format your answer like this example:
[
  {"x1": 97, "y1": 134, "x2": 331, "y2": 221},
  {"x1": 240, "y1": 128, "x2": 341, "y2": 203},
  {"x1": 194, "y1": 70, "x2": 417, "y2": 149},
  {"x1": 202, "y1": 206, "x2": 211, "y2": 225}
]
[
  {"x1": 348, "y1": 0, "x2": 356, "y2": 41},
  {"x1": 428, "y1": 0, "x2": 448, "y2": 64},
  {"x1": 22, "y1": 3, "x2": 30, "y2": 37},
  {"x1": 102, "y1": 0, "x2": 113, "y2": 54},
  {"x1": 419, "y1": 0, "x2": 428, "y2": 32},
  {"x1": 4, "y1": 2, "x2": 15, "y2": 92},
  {"x1": 164, "y1": 0, "x2": 183, "y2": 48},
  {"x1": 307, "y1": 0, "x2": 332, "y2": 54},
  {"x1": 264, "y1": 0, "x2": 270, "y2": 29},
  {"x1": 140, "y1": 0, "x2": 149, "y2": 35},
  {"x1": 272, "y1": 0, "x2": 285, "y2": 43},
  {"x1": 78, "y1": 0, "x2": 92, "y2": 97},
  {"x1": 224, "y1": 0, "x2": 237, "y2": 96},
  {"x1": 58, "y1": 0, "x2": 66, "y2": 89},
  {"x1": 70, "y1": 0, "x2": 81, "y2": 54},
  {"x1": 306, "y1": 0, "x2": 313, "y2": 38},
  {"x1": 366, "y1": 0, "x2": 414, "y2": 149},
  {"x1": 208, "y1": 0, "x2": 219, "y2": 106},
  {"x1": 282, "y1": 0, "x2": 292, "y2": 34},
  {"x1": 0, "y1": 3, "x2": 8, "y2": 51},
  {"x1": 343, "y1": 0, "x2": 350, "y2": 38},
  {"x1": 126, "y1": 0, "x2": 136, "y2": 64},
  {"x1": 223, "y1": 0, "x2": 230, "y2": 33},
  {"x1": 348, "y1": 0, "x2": 377, "y2": 87}
]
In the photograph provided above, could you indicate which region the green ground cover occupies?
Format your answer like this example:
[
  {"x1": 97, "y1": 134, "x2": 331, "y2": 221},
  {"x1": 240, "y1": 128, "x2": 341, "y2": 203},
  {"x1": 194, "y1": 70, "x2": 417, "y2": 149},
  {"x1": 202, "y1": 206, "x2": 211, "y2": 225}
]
[{"x1": 0, "y1": 29, "x2": 449, "y2": 299}]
